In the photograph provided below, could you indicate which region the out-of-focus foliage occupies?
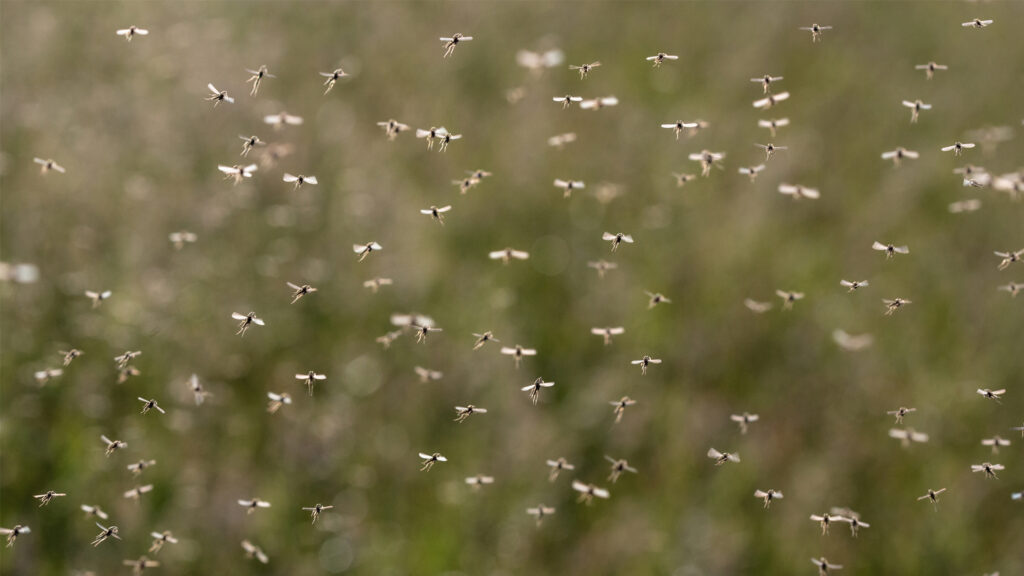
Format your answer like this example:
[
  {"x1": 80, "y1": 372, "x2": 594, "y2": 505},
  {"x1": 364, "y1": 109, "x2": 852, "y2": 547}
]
[{"x1": 2, "y1": 2, "x2": 1023, "y2": 575}]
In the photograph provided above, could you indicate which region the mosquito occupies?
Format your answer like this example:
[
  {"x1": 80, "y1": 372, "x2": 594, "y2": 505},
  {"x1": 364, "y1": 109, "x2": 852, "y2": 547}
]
[
  {"x1": 101, "y1": 435, "x2": 127, "y2": 456},
  {"x1": 320, "y1": 69, "x2": 348, "y2": 94},
  {"x1": 148, "y1": 531, "x2": 177, "y2": 554},
  {"x1": 739, "y1": 165, "x2": 766, "y2": 182},
  {"x1": 553, "y1": 179, "x2": 585, "y2": 198},
  {"x1": 33, "y1": 157, "x2": 66, "y2": 174},
  {"x1": 631, "y1": 355, "x2": 661, "y2": 375},
  {"x1": 998, "y1": 282, "x2": 1022, "y2": 297},
  {"x1": 85, "y1": 290, "x2": 112, "y2": 308},
  {"x1": 689, "y1": 150, "x2": 725, "y2": 176},
  {"x1": 414, "y1": 366, "x2": 443, "y2": 383},
  {"x1": 604, "y1": 456, "x2": 638, "y2": 483},
  {"x1": 882, "y1": 298, "x2": 911, "y2": 315},
  {"x1": 437, "y1": 131, "x2": 462, "y2": 151},
  {"x1": 662, "y1": 121, "x2": 699, "y2": 140},
  {"x1": 1009, "y1": 423, "x2": 1024, "y2": 438},
  {"x1": 527, "y1": 505, "x2": 555, "y2": 526},
  {"x1": 611, "y1": 396, "x2": 636, "y2": 423},
  {"x1": 588, "y1": 260, "x2": 618, "y2": 278},
  {"x1": 811, "y1": 557, "x2": 843, "y2": 575},
  {"x1": 887, "y1": 407, "x2": 916, "y2": 424},
  {"x1": 33, "y1": 368, "x2": 63, "y2": 385},
  {"x1": 994, "y1": 249, "x2": 1023, "y2": 270},
  {"x1": 673, "y1": 172, "x2": 697, "y2": 187},
  {"x1": 546, "y1": 457, "x2": 574, "y2": 482},
  {"x1": 754, "y1": 489, "x2": 783, "y2": 509},
  {"x1": 123, "y1": 556, "x2": 160, "y2": 576},
  {"x1": 881, "y1": 147, "x2": 919, "y2": 167},
  {"x1": 572, "y1": 480, "x2": 610, "y2": 504},
  {"x1": 127, "y1": 459, "x2": 156, "y2": 477},
  {"x1": 645, "y1": 291, "x2": 671, "y2": 309},
  {"x1": 971, "y1": 462, "x2": 1004, "y2": 479},
  {"x1": 81, "y1": 505, "x2": 109, "y2": 520},
  {"x1": 591, "y1": 326, "x2": 624, "y2": 346},
  {"x1": 238, "y1": 498, "x2": 271, "y2": 514},
  {"x1": 263, "y1": 111, "x2": 303, "y2": 129},
  {"x1": 758, "y1": 118, "x2": 789, "y2": 138},
  {"x1": 522, "y1": 377, "x2": 554, "y2": 404},
  {"x1": 377, "y1": 119, "x2": 410, "y2": 140},
  {"x1": 169, "y1": 231, "x2": 197, "y2": 249},
  {"x1": 421, "y1": 205, "x2": 452, "y2": 225},
  {"x1": 948, "y1": 199, "x2": 982, "y2": 213},
  {"x1": 453, "y1": 177, "x2": 480, "y2": 195},
  {"x1": 302, "y1": 503, "x2": 333, "y2": 524},
  {"x1": 916, "y1": 62, "x2": 947, "y2": 80},
  {"x1": 1, "y1": 525, "x2": 29, "y2": 548},
  {"x1": 114, "y1": 350, "x2": 141, "y2": 369},
  {"x1": 889, "y1": 428, "x2": 929, "y2": 448},
  {"x1": 283, "y1": 173, "x2": 317, "y2": 190},
  {"x1": 465, "y1": 475, "x2": 494, "y2": 490},
  {"x1": 834, "y1": 511, "x2": 870, "y2": 537},
  {"x1": 777, "y1": 183, "x2": 819, "y2": 200},
  {"x1": 118, "y1": 366, "x2": 141, "y2": 384},
  {"x1": 941, "y1": 141, "x2": 975, "y2": 156},
  {"x1": 412, "y1": 323, "x2": 442, "y2": 343},
  {"x1": 286, "y1": 282, "x2": 317, "y2": 304},
  {"x1": 548, "y1": 132, "x2": 577, "y2": 148},
  {"x1": 755, "y1": 143, "x2": 787, "y2": 160},
  {"x1": 466, "y1": 331, "x2": 498, "y2": 350},
  {"x1": 981, "y1": 436, "x2": 1011, "y2": 454},
  {"x1": 810, "y1": 512, "x2": 844, "y2": 535},
  {"x1": 977, "y1": 388, "x2": 1005, "y2": 402},
  {"x1": 242, "y1": 540, "x2": 269, "y2": 564},
  {"x1": 753, "y1": 92, "x2": 790, "y2": 109},
  {"x1": 800, "y1": 23, "x2": 833, "y2": 42},
  {"x1": 231, "y1": 312, "x2": 265, "y2": 336},
  {"x1": 440, "y1": 33, "x2": 472, "y2": 58},
  {"x1": 745, "y1": 299, "x2": 774, "y2": 313},
  {"x1": 731, "y1": 412, "x2": 759, "y2": 434},
  {"x1": 708, "y1": 448, "x2": 740, "y2": 466},
  {"x1": 354, "y1": 242, "x2": 383, "y2": 262},
  {"x1": 962, "y1": 18, "x2": 994, "y2": 28},
  {"x1": 267, "y1": 392, "x2": 292, "y2": 414},
  {"x1": 647, "y1": 52, "x2": 678, "y2": 67},
  {"x1": 918, "y1": 488, "x2": 946, "y2": 508},
  {"x1": 205, "y1": 84, "x2": 234, "y2": 106},
  {"x1": 554, "y1": 95, "x2": 583, "y2": 109},
  {"x1": 602, "y1": 232, "x2": 634, "y2": 252},
  {"x1": 363, "y1": 277, "x2": 393, "y2": 293},
  {"x1": 33, "y1": 490, "x2": 65, "y2": 507},
  {"x1": 416, "y1": 127, "x2": 447, "y2": 150},
  {"x1": 454, "y1": 405, "x2": 487, "y2": 423},
  {"x1": 419, "y1": 452, "x2": 447, "y2": 471},
  {"x1": 245, "y1": 65, "x2": 274, "y2": 96},
  {"x1": 902, "y1": 100, "x2": 931, "y2": 123},
  {"x1": 295, "y1": 371, "x2": 326, "y2": 396},
  {"x1": 579, "y1": 96, "x2": 618, "y2": 110},
  {"x1": 776, "y1": 290, "x2": 804, "y2": 310},
  {"x1": 840, "y1": 279, "x2": 869, "y2": 292},
  {"x1": 92, "y1": 523, "x2": 120, "y2": 546},
  {"x1": 116, "y1": 26, "x2": 148, "y2": 41},
  {"x1": 752, "y1": 74, "x2": 784, "y2": 94},
  {"x1": 137, "y1": 397, "x2": 165, "y2": 415},
  {"x1": 218, "y1": 164, "x2": 257, "y2": 184},
  {"x1": 569, "y1": 61, "x2": 601, "y2": 79},
  {"x1": 489, "y1": 248, "x2": 530, "y2": 264}
]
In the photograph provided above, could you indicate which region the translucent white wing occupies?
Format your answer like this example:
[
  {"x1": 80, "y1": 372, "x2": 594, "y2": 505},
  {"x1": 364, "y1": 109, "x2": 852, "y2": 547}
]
[
  {"x1": 135, "y1": 29, "x2": 149, "y2": 35},
  {"x1": 252, "y1": 317, "x2": 265, "y2": 326},
  {"x1": 283, "y1": 173, "x2": 298, "y2": 182},
  {"x1": 207, "y1": 83, "x2": 219, "y2": 94},
  {"x1": 707, "y1": 448, "x2": 723, "y2": 459}
]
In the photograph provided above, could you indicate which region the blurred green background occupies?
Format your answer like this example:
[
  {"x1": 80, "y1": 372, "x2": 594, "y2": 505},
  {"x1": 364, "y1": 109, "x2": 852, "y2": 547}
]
[{"x1": 2, "y1": 1, "x2": 1023, "y2": 575}]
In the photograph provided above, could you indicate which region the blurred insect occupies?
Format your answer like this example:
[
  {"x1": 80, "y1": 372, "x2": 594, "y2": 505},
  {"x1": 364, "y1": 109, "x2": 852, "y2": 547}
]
[
  {"x1": 998, "y1": 282, "x2": 1022, "y2": 297},
  {"x1": 873, "y1": 242, "x2": 909, "y2": 259},
  {"x1": 363, "y1": 277, "x2": 393, "y2": 293},
  {"x1": 116, "y1": 26, "x2": 148, "y2": 41},
  {"x1": 263, "y1": 111, "x2": 303, "y2": 130},
  {"x1": 34, "y1": 490, "x2": 65, "y2": 507},
  {"x1": 948, "y1": 199, "x2": 982, "y2": 213},
  {"x1": 412, "y1": 323, "x2": 442, "y2": 343},
  {"x1": 754, "y1": 489, "x2": 783, "y2": 509},
  {"x1": 302, "y1": 503, "x2": 333, "y2": 524},
  {"x1": 101, "y1": 435, "x2": 127, "y2": 456},
  {"x1": 377, "y1": 119, "x2": 410, "y2": 141},
  {"x1": 673, "y1": 172, "x2": 698, "y2": 187},
  {"x1": 800, "y1": 23, "x2": 832, "y2": 42},
  {"x1": 883, "y1": 298, "x2": 912, "y2": 315},
  {"x1": 453, "y1": 177, "x2": 480, "y2": 195},
  {"x1": 689, "y1": 150, "x2": 725, "y2": 176},
  {"x1": 546, "y1": 457, "x2": 575, "y2": 482},
  {"x1": 753, "y1": 92, "x2": 790, "y2": 109},
  {"x1": 137, "y1": 397, "x2": 165, "y2": 415},
  {"x1": 647, "y1": 52, "x2": 679, "y2": 67},
  {"x1": 283, "y1": 173, "x2": 317, "y2": 191},
  {"x1": 756, "y1": 143, "x2": 787, "y2": 160},
  {"x1": 1, "y1": 525, "x2": 29, "y2": 548},
  {"x1": 85, "y1": 290, "x2": 112, "y2": 308},
  {"x1": 33, "y1": 157, "x2": 66, "y2": 174},
  {"x1": 320, "y1": 68, "x2": 349, "y2": 94},
  {"x1": 745, "y1": 299, "x2": 773, "y2": 313},
  {"x1": 880, "y1": 147, "x2": 919, "y2": 167},
  {"x1": 123, "y1": 556, "x2": 159, "y2": 575},
  {"x1": 127, "y1": 459, "x2": 156, "y2": 477},
  {"x1": 502, "y1": 345, "x2": 537, "y2": 369},
  {"x1": 591, "y1": 326, "x2": 624, "y2": 346},
  {"x1": 118, "y1": 366, "x2": 140, "y2": 384},
  {"x1": 833, "y1": 330, "x2": 873, "y2": 351},
  {"x1": 981, "y1": 436, "x2": 1011, "y2": 454},
  {"x1": 169, "y1": 231, "x2": 197, "y2": 249},
  {"x1": 604, "y1": 456, "x2": 638, "y2": 483},
  {"x1": 548, "y1": 132, "x2": 578, "y2": 149},
  {"x1": 554, "y1": 94, "x2": 583, "y2": 109},
  {"x1": 489, "y1": 247, "x2": 530, "y2": 264},
  {"x1": 242, "y1": 540, "x2": 269, "y2": 564},
  {"x1": 731, "y1": 412, "x2": 760, "y2": 434},
  {"x1": 466, "y1": 169, "x2": 492, "y2": 181},
  {"x1": 218, "y1": 164, "x2": 258, "y2": 184},
  {"x1": 916, "y1": 61, "x2": 947, "y2": 79},
  {"x1": 901, "y1": 99, "x2": 931, "y2": 123},
  {"x1": 554, "y1": 179, "x2": 585, "y2": 198},
  {"x1": 738, "y1": 165, "x2": 766, "y2": 182},
  {"x1": 205, "y1": 84, "x2": 233, "y2": 107},
  {"x1": 662, "y1": 121, "x2": 699, "y2": 140},
  {"x1": 522, "y1": 377, "x2": 554, "y2": 404},
  {"x1": 631, "y1": 355, "x2": 661, "y2": 375},
  {"x1": 588, "y1": 260, "x2": 618, "y2": 278},
  {"x1": 887, "y1": 407, "x2": 916, "y2": 424},
  {"x1": 833, "y1": 509, "x2": 870, "y2": 537},
  {"x1": 286, "y1": 282, "x2": 317, "y2": 304},
  {"x1": 811, "y1": 557, "x2": 843, "y2": 575},
  {"x1": 353, "y1": 242, "x2": 383, "y2": 262},
  {"x1": 644, "y1": 291, "x2": 671, "y2": 310},
  {"x1": 1013, "y1": 492, "x2": 1022, "y2": 501},
  {"x1": 414, "y1": 366, "x2": 443, "y2": 383},
  {"x1": 976, "y1": 388, "x2": 1005, "y2": 402},
  {"x1": 295, "y1": 371, "x2": 326, "y2": 396},
  {"x1": 91, "y1": 523, "x2": 120, "y2": 546},
  {"x1": 526, "y1": 505, "x2": 556, "y2": 526},
  {"x1": 454, "y1": 405, "x2": 487, "y2": 423},
  {"x1": 918, "y1": 488, "x2": 946, "y2": 508},
  {"x1": 610, "y1": 397, "x2": 636, "y2": 423},
  {"x1": 266, "y1": 392, "x2": 292, "y2": 414},
  {"x1": 375, "y1": 331, "x2": 403, "y2": 348},
  {"x1": 81, "y1": 505, "x2": 109, "y2": 520},
  {"x1": 440, "y1": 33, "x2": 472, "y2": 57},
  {"x1": 776, "y1": 290, "x2": 804, "y2": 310},
  {"x1": 148, "y1": 531, "x2": 177, "y2": 554},
  {"x1": 569, "y1": 61, "x2": 601, "y2": 79},
  {"x1": 516, "y1": 48, "x2": 564, "y2": 74},
  {"x1": 114, "y1": 350, "x2": 141, "y2": 369},
  {"x1": 572, "y1": 481, "x2": 610, "y2": 504},
  {"x1": 245, "y1": 65, "x2": 274, "y2": 96},
  {"x1": 941, "y1": 141, "x2": 975, "y2": 156},
  {"x1": 33, "y1": 368, "x2": 63, "y2": 385},
  {"x1": 840, "y1": 279, "x2": 869, "y2": 292},
  {"x1": 777, "y1": 183, "x2": 819, "y2": 200},
  {"x1": 437, "y1": 130, "x2": 462, "y2": 151},
  {"x1": 602, "y1": 232, "x2": 634, "y2": 252},
  {"x1": 238, "y1": 498, "x2": 271, "y2": 514},
  {"x1": 962, "y1": 18, "x2": 994, "y2": 28},
  {"x1": 231, "y1": 312, "x2": 265, "y2": 336},
  {"x1": 421, "y1": 205, "x2": 452, "y2": 225},
  {"x1": 707, "y1": 448, "x2": 740, "y2": 466},
  {"x1": 419, "y1": 452, "x2": 447, "y2": 471},
  {"x1": 465, "y1": 475, "x2": 494, "y2": 490},
  {"x1": 260, "y1": 143, "x2": 293, "y2": 168},
  {"x1": 416, "y1": 127, "x2": 447, "y2": 150},
  {"x1": 971, "y1": 462, "x2": 1004, "y2": 479},
  {"x1": 758, "y1": 118, "x2": 789, "y2": 138},
  {"x1": 472, "y1": 331, "x2": 499, "y2": 350},
  {"x1": 579, "y1": 96, "x2": 618, "y2": 110},
  {"x1": 752, "y1": 74, "x2": 784, "y2": 94},
  {"x1": 994, "y1": 249, "x2": 1023, "y2": 270},
  {"x1": 810, "y1": 512, "x2": 844, "y2": 535}
]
